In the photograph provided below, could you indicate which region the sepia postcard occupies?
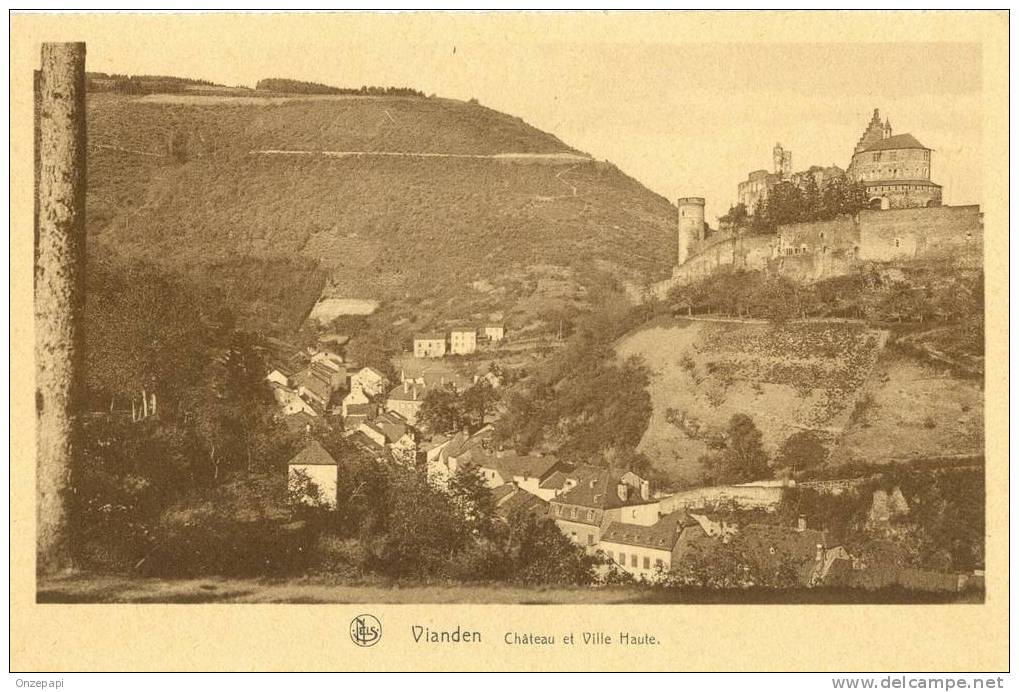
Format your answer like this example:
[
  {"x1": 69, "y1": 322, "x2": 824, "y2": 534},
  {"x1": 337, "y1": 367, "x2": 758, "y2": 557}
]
[{"x1": 9, "y1": 10, "x2": 1010, "y2": 673}]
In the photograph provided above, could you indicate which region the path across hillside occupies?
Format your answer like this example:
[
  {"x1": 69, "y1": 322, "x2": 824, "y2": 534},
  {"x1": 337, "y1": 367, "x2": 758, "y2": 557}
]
[{"x1": 250, "y1": 149, "x2": 593, "y2": 164}]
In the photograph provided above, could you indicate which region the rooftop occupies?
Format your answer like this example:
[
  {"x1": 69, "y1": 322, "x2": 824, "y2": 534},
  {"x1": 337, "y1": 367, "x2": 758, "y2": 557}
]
[
  {"x1": 288, "y1": 440, "x2": 337, "y2": 467},
  {"x1": 860, "y1": 133, "x2": 928, "y2": 153},
  {"x1": 552, "y1": 465, "x2": 653, "y2": 511},
  {"x1": 601, "y1": 511, "x2": 694, "y2": 551},
  {"x1": 415, "y1": 332, "x2": 446, "y2": 341}
]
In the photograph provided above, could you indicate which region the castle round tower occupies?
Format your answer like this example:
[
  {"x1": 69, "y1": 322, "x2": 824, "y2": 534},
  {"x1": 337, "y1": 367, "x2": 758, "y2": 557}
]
[{"x1": 676, "y1": 197, "x2": 705, "y2": 266}]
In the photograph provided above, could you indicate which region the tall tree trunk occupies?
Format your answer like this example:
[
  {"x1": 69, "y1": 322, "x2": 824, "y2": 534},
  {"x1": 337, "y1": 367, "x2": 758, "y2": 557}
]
[{"x1": 35, "y1": 42, "x2": 87, "y2": 575}]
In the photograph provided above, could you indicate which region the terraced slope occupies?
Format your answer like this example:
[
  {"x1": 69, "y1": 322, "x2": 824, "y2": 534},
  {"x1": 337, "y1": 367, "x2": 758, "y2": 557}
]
[{"x1": 616, "y1": 318, "x2": 887, "y2": 484}]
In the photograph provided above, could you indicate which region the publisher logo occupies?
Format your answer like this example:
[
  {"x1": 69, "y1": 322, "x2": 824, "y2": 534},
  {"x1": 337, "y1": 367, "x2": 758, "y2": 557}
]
[{"x1": 350, "y1": 614, "x2": 382, "y2": 647}]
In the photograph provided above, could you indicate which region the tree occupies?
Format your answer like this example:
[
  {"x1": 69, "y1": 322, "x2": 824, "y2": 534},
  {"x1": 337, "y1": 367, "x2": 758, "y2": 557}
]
[
  {"x1": 417, "y1": 385, "x2": 466, "y2": 435},
  {"x1": 820, "y1": 174, "x2": 868, "y2": 219},
  {"x1": 505, "y1": 508, "x2": 595, "y2": 585},
  {"x1": 462, "y1": 380, "x2": 499, "y2": 428},
  {"x1": 366, "y1": 469, "x2": 469, "y2": 578},
  {"x1": 701, "y1": 414, "x2": 771, "y2": 485},
  {"x1": 776, "y1": 431, "x2": 827, "y2": 473},
  {"x1": 719, "y1": 203, "x2": 749, "y2": 230},
  {"x1": 447, "y1": 464, "x2": 499, "y2": 539}
]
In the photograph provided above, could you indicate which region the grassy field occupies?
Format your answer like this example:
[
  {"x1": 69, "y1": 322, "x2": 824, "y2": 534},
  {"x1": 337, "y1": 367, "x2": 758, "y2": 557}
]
[
  {"x1": 37, "y1": 573, "x2": 980, "y2": 604},
  {"x1": 834, "y1": 351, "x2": 984, "y2": 464}
]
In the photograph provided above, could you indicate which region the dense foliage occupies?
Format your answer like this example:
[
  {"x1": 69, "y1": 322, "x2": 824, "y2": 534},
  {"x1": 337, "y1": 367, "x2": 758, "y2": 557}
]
[
  {"x1": 749, "y1": 173, "x2": 869, "y2": 233},
  {"x1": 255, "y1": 78, "x2": 425, "y2": 97},
  {"x1": 699, "y1": 414, "x2": 772, "y2": 485},
  {"x1": 494, "y1": 279, "x2": 659, "y2": 469}
]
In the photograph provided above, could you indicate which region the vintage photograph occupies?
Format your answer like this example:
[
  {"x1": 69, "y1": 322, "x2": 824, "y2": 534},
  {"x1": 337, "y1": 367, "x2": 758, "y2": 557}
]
[{"x1": 28, "y1": 15, "x2": 991, "y2": 613}]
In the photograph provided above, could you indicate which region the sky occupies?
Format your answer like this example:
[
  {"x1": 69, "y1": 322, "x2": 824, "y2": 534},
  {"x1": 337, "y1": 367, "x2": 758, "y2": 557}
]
[{"x1": 79, "y1": 15, "x2": 983, "y2": 223}]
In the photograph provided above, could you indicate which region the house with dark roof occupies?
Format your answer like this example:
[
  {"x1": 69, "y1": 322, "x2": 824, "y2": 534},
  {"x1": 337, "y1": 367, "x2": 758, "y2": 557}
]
[
  {"x1": 287, "y1": 441, "x2": 339, "y2": 509},
  {"x1": 548, "y1": 466, "x2": 659, "y2": 552},
  {"x1": 492, "y1": 483, "x2": 549, "y2": 520},
  {"x1": 357, "y1": 411, "x2": 417, "y2": 467},
  {"x1": 296, "y1": 367, "x2": 334, "y2": 410},
  {"x1": 599, "y1": 511, "x2": 696, "y2": 580},
  {"x1": 385, "y1": 380, "x2": 432, "y2": 425}
]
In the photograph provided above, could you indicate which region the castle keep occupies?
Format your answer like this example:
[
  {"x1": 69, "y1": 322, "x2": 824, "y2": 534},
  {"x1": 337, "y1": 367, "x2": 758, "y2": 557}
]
[
  {"x1": 847, "y1": 109, "x2": 942, "y2": 210},
  {"x1": 657, "y1": 109, "x2": 982, "y2": 299}
]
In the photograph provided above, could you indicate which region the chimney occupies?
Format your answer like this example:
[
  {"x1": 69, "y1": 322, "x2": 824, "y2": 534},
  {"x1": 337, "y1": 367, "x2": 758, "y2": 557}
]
[
  {"x1": 404, "y1": 380, "x2": 409, "y2": 394},
  {"x1": 640, "y1": 479, "x2": 649, "y2": 501},
  {"x1": 616, "y1": 483, "x2": 628, "y2": 502},
  {"x1": 797, "y1": 515, "x2": 807, "y2": 532}
]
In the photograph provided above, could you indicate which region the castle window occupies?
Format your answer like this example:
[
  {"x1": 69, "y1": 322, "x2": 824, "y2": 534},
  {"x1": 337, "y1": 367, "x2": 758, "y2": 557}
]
[
  {"x1": 823, "y1": 246, "x2": 829, "y2": 254},
  {"x1": 894, "y1": 238, "x2": 901, "y2": 248},
  {"x1": 873, "y1": 153, "x2": 882, "y2": 162}
]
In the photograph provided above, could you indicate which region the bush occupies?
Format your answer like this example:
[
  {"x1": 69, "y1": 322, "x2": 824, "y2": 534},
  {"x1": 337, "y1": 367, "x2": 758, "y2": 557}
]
[{"x1": 145, "y1": 516, "x2": 318, "y2": 577}]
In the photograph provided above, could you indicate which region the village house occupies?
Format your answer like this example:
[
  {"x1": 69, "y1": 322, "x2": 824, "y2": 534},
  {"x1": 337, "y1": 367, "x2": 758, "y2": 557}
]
[
  {"x1": 449, "y1": 327, "x2": 477, "y2": 355},
  {"x1": 386, "y1": 380, "x2": 435, "y2": 425},
  {"x1": 548, "y1": 467, "x2": 659, "y2": 552},
  {"x1": 482, "y1": 324, "x2": 505, "y2": 342},
  {"x1": 599, "y1": 511, "x2": 696, "y2": 580},
  {"x1": 429, "y1": 425, "x2": 496, "y2": 482},
  {"x1": 401, "y1": 362, "x2": 472, "y2": 390},
  {"x1": 350, "y1": 366, "x2": 389, "y2": 398},
  {"x1": 281, "y1": 410, "x2": 318, "y2": 437},
  {"x1": 295, "y1": 366, "x2": 333, "y2": 411},
  {"x1": 491, "y1": 483, "x2": 549, "y2": 520},
  {"x1": 414, "y1": 333, "x2": 447, "y2": 358},
  {"x1": 472, "y1": 452, "x2": 563, "y2": 500},
  {"x1": 342, "y1": 385, "x2": 371, "y2": 418},
  {"x1": 358, "y1": 411, "x2": 418, "y2": 467},
  {"x1": 287, "y1": 440, "x2": 339, "y2": 509},
  {"x1": 272, "y1": 385, "x2": 318, "y2": 417},
  {"x1": 266, "y1": 365, "x2": 294, "y2": 389},
  {"x1": 309, "y1": 356, "x2": 347, "y2": 392},
  {"x1": 422, "y1": 435, "x2": 453, "y2": 483}
]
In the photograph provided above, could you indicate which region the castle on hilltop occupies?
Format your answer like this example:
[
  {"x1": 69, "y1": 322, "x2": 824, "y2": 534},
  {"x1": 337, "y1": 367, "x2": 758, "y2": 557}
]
[
  {"x1": 846, "y1": 108, "x2": 942, "y2": 210},
  {"x1": 654, "y1": 109, "x2": 981, "y2": 299}
]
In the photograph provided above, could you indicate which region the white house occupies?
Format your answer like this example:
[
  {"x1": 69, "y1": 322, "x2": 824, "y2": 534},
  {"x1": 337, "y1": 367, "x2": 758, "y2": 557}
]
[
  {"x1": 351, "y1": 366, "x2": 388, "y2": 398},
  {"x1": 598, "y1": 512, "x2": 692, "y2": 581},
  {"x1": 385, "y1": 381, "x2": 432, "y2": 425},
  {"x1": 483, "y1": 325, "x2": 505, "y2": 342},
  {"x1": 342, "y1": 385, "x2": 370, "y2": 417},
  {"x1": 449, "y1": 327, "x2": 477, "y2": 355},
  {"x1": 273, "y1": 386, "x2": 318, "y2": 417},
  {"x1": 414, "y1": 333, "x2": 447, "y2": 359},
  {"x1": 287, "y1": 441, "x2": 339, "y2": 509},
  {"x1": 266, "y1": 368, "x2": 292, "y2": 388}
]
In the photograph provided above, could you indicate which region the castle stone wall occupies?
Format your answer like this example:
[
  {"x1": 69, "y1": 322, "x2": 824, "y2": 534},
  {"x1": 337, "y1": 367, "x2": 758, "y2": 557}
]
[
  {"x1": 648, "y1": 204, "x2": 982, "y2": 299},
  {"x1": 858, "y1": 205, "x2": 982, "y2": 263}
]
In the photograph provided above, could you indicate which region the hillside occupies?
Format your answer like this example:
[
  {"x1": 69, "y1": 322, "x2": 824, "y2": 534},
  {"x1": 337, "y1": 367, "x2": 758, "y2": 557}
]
[
  {"x1": 86, "y1": 92, "x2": 675, "y2": 333},
  {"x1": 615, "y1": 317, "x2": 983, "y2": 485}
]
